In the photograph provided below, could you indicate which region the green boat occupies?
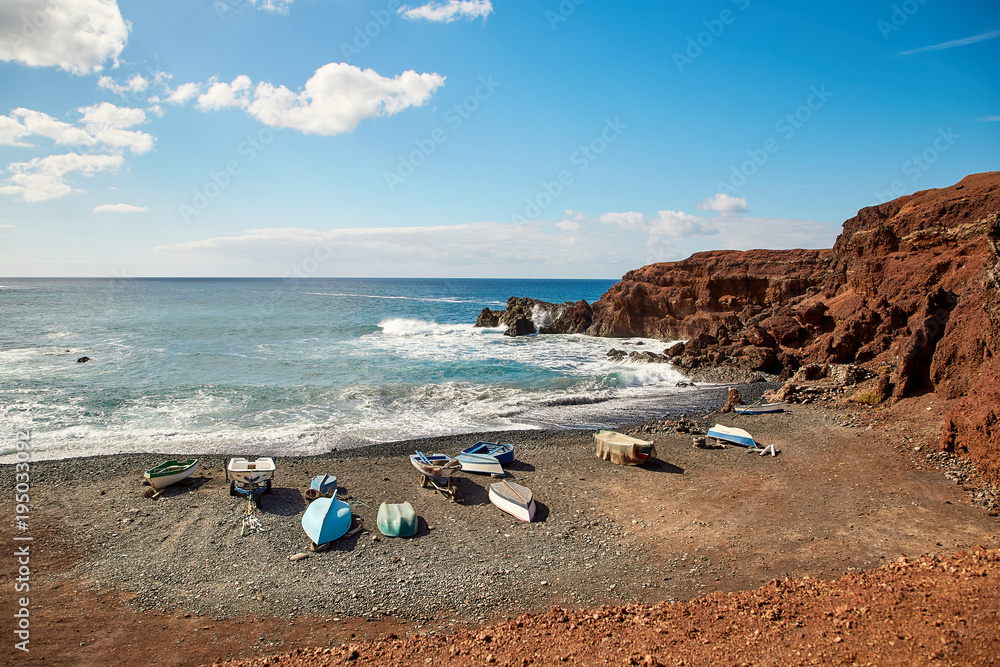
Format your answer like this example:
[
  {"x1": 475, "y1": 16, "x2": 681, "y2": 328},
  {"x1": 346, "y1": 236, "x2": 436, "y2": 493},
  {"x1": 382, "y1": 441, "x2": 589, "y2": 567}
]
[
  {"x1": 143, "y1": 459, "x2": 199, "y2": 490},
  {"x1": 377, "y1": 502, "x2": 418, "y2": 537}
]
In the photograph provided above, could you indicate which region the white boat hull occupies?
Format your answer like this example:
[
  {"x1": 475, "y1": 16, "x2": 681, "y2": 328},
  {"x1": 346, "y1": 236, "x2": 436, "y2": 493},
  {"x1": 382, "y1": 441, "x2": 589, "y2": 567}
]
[
  {"x1": 489, "y1": 481, "x2": 536, "y2": 522},
  {"x1": 146, "y1": 464, "x2": 199, "y2": 490}
]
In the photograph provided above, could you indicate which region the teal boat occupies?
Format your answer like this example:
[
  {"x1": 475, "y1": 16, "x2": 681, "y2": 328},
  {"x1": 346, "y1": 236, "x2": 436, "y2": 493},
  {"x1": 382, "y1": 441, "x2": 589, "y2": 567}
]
[
  {"x1": 377, "y1": 502, "x2": 418, "y2": 537},
  {"x1": 143, "y1": 459, "x2": 199, "y2": 490},
  {"x1": 301, "y1": 496, "x2": 352, "y2": 547}
]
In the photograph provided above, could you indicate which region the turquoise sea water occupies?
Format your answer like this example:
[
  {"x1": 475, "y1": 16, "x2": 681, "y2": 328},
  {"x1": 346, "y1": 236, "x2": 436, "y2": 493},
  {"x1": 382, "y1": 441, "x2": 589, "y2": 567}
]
[{"x1": 0, "y1": 278, "x2": 697, "y2": 461}]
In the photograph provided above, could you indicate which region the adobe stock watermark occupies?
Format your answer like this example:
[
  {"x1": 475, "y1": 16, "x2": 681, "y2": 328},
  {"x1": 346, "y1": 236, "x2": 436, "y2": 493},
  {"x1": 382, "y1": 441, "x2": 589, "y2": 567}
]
[
  {"x1": 340, "y1": 0, "x2": 401, "y2": 61},
  {"x1": 384, "y1": 75, "x2": 501, "y2": 192},
  {"x1": 3, "y1": 2, "x2": 56, "y2": 50},
  {"x1": 12, "y1": 429, "x2": 33, "y2": 653},
  {"x1": 178, "y1": 128, "x2": 275, "y2": 223},
  {"x1": 673, "y1": 0, "x2": 751, "y2": 73},
  {"x1": 715, "y1": 84, "x2": 832, "y2": 195},
  {"x1": 877, "y1": 0, "x2": 929, "y2": 40},
  {"x1": 870, "y1": 127, "x2": 960, "y2": 204},
  {"x1": 546, "y1": 0, "x2": 586, "y2": 31},
  {"x1": 510, "y1": 117, "x2": 627, "y2": 223}
]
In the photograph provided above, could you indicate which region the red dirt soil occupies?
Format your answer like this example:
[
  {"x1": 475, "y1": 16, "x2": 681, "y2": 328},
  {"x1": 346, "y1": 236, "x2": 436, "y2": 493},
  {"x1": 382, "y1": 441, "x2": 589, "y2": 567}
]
[{"x1": 212, "y1": 547, "x2": 1000, "y2": 667}]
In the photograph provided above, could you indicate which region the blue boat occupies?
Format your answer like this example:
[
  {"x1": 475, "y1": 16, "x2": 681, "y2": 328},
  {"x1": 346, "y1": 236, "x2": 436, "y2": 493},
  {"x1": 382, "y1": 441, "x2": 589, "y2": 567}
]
[
  {"x1": 305, "y1": 474, "x2": 337, "y2": 500},
  {"x1": 461, "y1": 441, "x2": 514, "y2": 465},
  {"x1": 706, "y1": 424, "x2": 758, "y2": 448},
  {"x1": 301, "y1": 496, "x2": 352, "y2": 547}
]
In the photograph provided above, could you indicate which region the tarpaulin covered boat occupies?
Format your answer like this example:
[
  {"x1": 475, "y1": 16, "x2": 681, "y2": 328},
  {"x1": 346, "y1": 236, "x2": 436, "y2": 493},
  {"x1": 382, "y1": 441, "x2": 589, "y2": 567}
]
[{"x1": 594, "y1": 430, "x2": 655, "y2": 465}]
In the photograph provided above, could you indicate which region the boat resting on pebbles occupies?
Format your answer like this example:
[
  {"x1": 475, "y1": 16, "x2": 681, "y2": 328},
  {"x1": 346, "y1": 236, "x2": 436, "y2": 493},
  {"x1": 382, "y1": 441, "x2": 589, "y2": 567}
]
[
  {"x1": 143, "y1": 459, "x2": 199, "y2": 490},
  {"x1": 706, "y1": 424, "x2": 757, "y2": 447},
  {"x1": 594, "y1": 430, "x2": 656, "y2": 465},
  {"x1": 455, "y1": 451, "x2": 505, "y2": 476},
  {"x1": 377, "y1": 502, "x2": 418, "y2": 537},
  {"x1": 489, "y1": 480, "x2": 536, "y2": 522},
  {"x1": 301, "y1": 495, "x2": 352, "y2": 549}
]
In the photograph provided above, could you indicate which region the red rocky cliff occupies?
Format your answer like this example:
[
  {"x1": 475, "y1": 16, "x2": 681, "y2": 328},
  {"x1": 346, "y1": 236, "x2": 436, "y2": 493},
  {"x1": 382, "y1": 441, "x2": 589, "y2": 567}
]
[{"x1": 480, "y1": 172, "x2": 1000, "y2": 482}]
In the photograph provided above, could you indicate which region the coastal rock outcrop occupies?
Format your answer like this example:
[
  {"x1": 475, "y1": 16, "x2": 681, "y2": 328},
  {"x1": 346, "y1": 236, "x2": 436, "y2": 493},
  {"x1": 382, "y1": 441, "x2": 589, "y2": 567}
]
[
  {"x1": 475, "y1": 296, "x2": 593, "y2": 336},
  {"x1": 483, "y1": 172, "x2": 1000, "y2": 483}
]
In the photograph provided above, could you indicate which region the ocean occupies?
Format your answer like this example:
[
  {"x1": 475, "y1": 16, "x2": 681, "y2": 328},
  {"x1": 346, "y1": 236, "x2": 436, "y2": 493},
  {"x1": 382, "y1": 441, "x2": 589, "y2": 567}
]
[{"x1": 0, "y1": 278, "x2": 705, "y2": 461}]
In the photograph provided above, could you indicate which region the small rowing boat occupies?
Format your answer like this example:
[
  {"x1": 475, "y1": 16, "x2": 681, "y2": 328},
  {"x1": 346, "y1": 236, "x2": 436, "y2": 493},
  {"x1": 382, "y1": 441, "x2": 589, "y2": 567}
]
[
  {"x1": 455, "y1": 451, "x2": 505, "y2": 476},
  {"x1": 305, "y1": 474, "x2": 336, "y2": 501},
  {"x1": 706, "y1": 424, "x2": 757, "y2": 447},
  {"x1": 734, "y1": 402, "x2": 786, "y2": 414},
  {"x1": 143, "y1": 459, "x2": 199, "y2": 490},
  {"x1": 227, "y1": 457, "x2": 276, "y2": 504},
  {"x1": 410, "y1": 452, "x2": 462, "y2": 501},
  {"x1": 460, "y1": 441, "x2": 514, "y2": 464},
  {"x1": 377, "y1": 502, "x2": 418, "y2": 537},
  {"x1": 594, "y1": 430, "x2": 655, "y2": 465},
  {"x1": 489, "y1": 480, "x2": 536, "y2": 522},
  {"x1": 301, "y1": 496, "x2": 352, "y2": 547}
]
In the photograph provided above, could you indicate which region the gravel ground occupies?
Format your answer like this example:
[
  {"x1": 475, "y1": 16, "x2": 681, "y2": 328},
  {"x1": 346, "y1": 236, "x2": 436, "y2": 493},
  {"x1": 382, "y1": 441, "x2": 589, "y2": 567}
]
[{"x1": 7, "y1": 381, "x2": 731, "y2": 627}]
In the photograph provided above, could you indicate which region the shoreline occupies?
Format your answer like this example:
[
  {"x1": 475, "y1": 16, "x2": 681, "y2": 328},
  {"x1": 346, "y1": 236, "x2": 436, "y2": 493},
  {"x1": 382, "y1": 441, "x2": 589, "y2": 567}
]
[
  {"x1": 5, "y1": 392, "x2": 998, "y2": 666},
  {"x1": 4, "y1": 378, "x2": 760, "y2": 465}
]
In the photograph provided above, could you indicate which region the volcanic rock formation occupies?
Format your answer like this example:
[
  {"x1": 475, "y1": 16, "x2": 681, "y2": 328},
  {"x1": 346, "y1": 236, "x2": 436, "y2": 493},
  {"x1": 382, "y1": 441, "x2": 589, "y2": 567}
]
[{"x1": 477, "y1": 172, "x2": 1000, "y2": 483}]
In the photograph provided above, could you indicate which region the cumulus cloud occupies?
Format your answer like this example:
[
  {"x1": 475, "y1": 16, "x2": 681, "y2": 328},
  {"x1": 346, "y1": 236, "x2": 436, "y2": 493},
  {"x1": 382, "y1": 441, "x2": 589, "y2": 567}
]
[
  {"x1": 195, "y1": 64, "x2": 445, "y2": 136},
  {"x1": 698, "y1": 193, "x2": 748, "y2": 215},
  {"x1": 398, "y1": 0, "x2": 493, "y2": 23},
  {"x1": 0, "y1": 0, "x2": 129, "y2": 74},
  {"x1": 166, "y1": 82, "x2": 200, "y2": 105},
  {"x1": 0, "y1": 152, "x2": 123, "y2": 202},
  {"x1": 196, "y1": 75, "x2": 253, "y2": 111},
  {"x1": 0, "y1": 103, "x2": 152, "y2": 202},
  {"x1": 0, "y1": 104, "x2": 152, "y2": 154},
  {"x1": 98, "y1": 73, "x2": 149, "y2": 95},
  {"x1": 94, "y1": 203, "x2": 147, "y2": 213}
]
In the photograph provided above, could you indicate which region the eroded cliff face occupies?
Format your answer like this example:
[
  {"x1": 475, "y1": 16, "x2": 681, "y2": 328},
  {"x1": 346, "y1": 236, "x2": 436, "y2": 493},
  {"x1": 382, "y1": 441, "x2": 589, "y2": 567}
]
[{"x1": 477, "y1": 172, "x2": 1000, "y2": 482}]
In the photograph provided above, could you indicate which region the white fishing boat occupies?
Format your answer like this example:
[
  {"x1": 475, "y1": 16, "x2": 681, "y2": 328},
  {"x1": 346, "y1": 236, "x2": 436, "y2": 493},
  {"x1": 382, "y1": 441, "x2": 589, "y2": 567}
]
[
  {"x1": 143, "y1": 459, "x2": 199, "y2": 490},
  {"x1": 706, "y1": 424, "x2": 757, "y2": 448},
  {"x1": 455, "y1": 451, "x2": 504, "y2": 476},
  {"x1": 489, "y1": 480, "x2": 536, "y2": 522}
]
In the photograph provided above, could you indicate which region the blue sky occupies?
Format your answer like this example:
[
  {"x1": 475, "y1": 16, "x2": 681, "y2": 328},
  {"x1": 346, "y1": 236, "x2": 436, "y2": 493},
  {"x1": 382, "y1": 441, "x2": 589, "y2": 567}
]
[{"x1": 0, "y1": 0, "x2": 997, "y2": 278}]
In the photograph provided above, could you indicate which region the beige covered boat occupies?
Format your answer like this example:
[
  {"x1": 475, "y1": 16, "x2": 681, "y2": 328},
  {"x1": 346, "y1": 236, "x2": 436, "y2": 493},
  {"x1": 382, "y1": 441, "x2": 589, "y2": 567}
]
[{"x1": 594, "y1": 430, "x2": 656, "y2": 465}]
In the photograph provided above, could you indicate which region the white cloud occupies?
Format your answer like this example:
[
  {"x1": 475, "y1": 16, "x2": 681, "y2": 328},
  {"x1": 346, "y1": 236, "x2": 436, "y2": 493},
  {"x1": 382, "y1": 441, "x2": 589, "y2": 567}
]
[
  {"x1": 0, "y1": 103, "x2": 153, "y2": 202},
  {"x1": 599, "y1": 210, "x2": 714, "y2": 237},
  {"x1": 556, "y1": 219, "x2": 581, "y2": 233},
  {"x1": 0, "y1": 0, "x2": 129, "y2": 74},
  {"x1": 196, "y1": 64, "x2": 445, "y2": 136},
  {"x1": 247, "y1": 0, "x2": 294, "y2": 13},
  {"x1": 166, "y1": 82, "x2": 200, "y2": 105},
  {"x1": 0, "y1": 104, "x2": 152, "y2": 154},
  {"x1": 78, "y1": 102, "x2": 153, "y2": 154},
  {"x1": 0, "y1": 108, "x2": 92, "y2": 147},
  {"x1": 152, "y1": 221, "x2": 632, "y2": 274},
  {"x1": 978, "y1": 115, "x2": 1000, "y2": 122},
  {"x1": 98, "y1": 73, "x2": 149, "y2": 95},
  {"x1": 94, "y1": 203, "x2": 147, "y2": 213},
  {"x1": 1, "y1": 152, "x2": 123, "y2": 202},
  {"x1": 196, "y1": 75, "x2": 253, "y2": 111},
  {"x1": 399, "y1": 0, "x2": 493, "y2": 23},
  {"x1": 697, "y1": 193, "x2": 748, "y2": 215}
]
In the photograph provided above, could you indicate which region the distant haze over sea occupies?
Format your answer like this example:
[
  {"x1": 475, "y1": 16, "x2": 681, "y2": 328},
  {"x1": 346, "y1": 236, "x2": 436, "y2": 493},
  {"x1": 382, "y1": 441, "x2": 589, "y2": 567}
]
[{"x1": 0, "y1": 278, "x2": 707, "y2": 461}]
